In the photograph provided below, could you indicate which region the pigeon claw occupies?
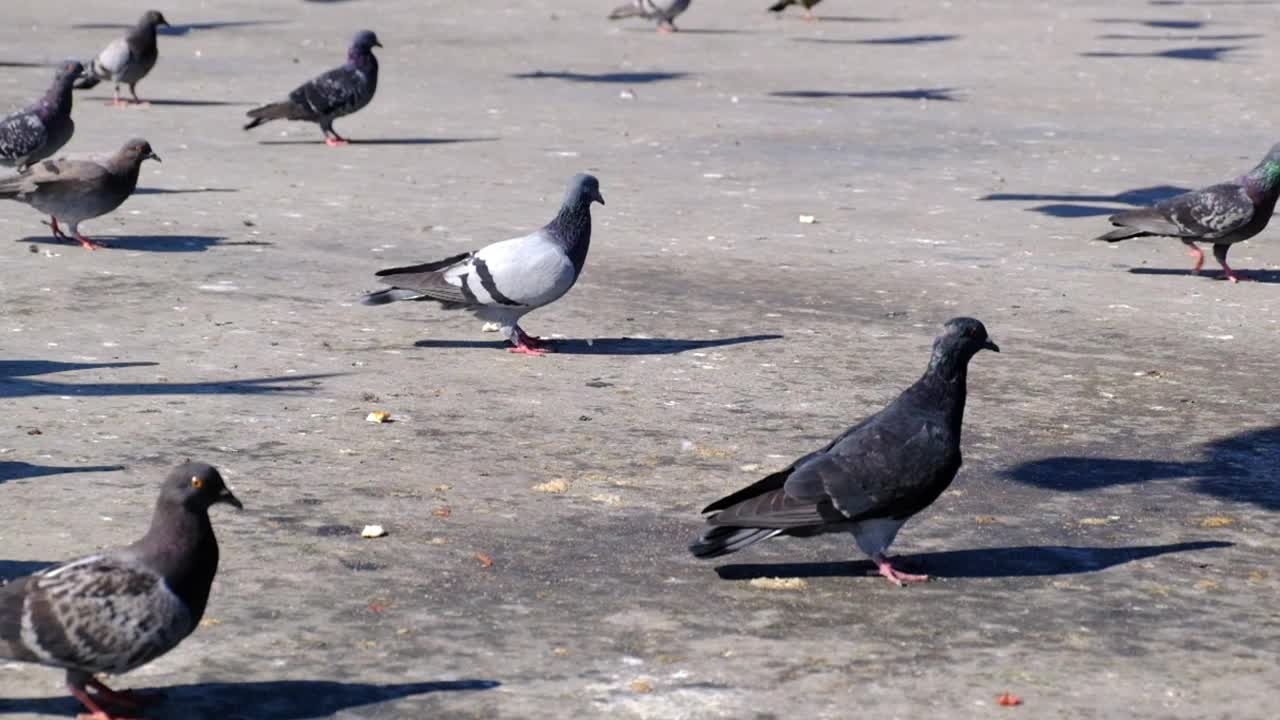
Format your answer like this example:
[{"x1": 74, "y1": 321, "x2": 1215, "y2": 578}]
[
  {"x1": 874, "y1": 557, "x2": 929, "y2": 586},
  {"x1": 507, "y1": 345, "x2": 548, "y2": 357},
  {"x1": 86, "y1": 679, "x2": 163, "y2": 708},
  {"x1": 74, "y1": 234, "x2": 104, "y2": 251},
  {"x1": 324, "y1": 137, "x2": 350, "y2": 147},
  {"x1": 1186, "y1": 246, "x2": 1205, "y2": 274},
  {"x1": 68, "y1": 686, "x2": 142, "y2": 720}
]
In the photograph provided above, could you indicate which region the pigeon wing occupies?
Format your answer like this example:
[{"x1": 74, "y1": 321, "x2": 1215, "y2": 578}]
[
  {"x1": 288, "y1": 65, "x2": 365, "y2": 119},
  {"x1": 0, "y1": 111, "x2": 46, "y2": 163},
  {"x1": 1155, "y1": 183, "x2": 1256, "y2": 238}
]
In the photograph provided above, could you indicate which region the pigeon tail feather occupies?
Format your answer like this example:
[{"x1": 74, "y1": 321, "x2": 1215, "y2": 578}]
[
  {"x1": 360, "y1": 288, "x2": 421, "y2": 305},
  {"x1": 689, "y1": 526, "x2": 781, "y2": 558},
  {"x1": 608, "y1": 1, "x2": 644, "y2": 19},
  {"x1": 243, "y1": 101, "x2": 306, "y2": 130},
  {"x1": 768, "y1": 0, "x2": 795, "y2": 11},
  {"x1": 1094, "y1": 226, "x2": 1148, "y2": 242}
]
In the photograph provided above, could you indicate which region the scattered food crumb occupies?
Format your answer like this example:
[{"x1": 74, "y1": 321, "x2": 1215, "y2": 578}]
[
  {"x1": 1194, "y1": 579, "x2": 1220, "y2": 591},
  {"x1": 365, "y1": 411, "x2": 391, "y2": 423},
  {"x1": 475, "y1": 553, "x2": 494, "y2": 568},
  {"x1": 432, "y1": 506, "x2": 451, "y2": 518},
  {"x1": 1078, "y1": 517, "x2": 1110, "y2": 526},
  {"x1": 360, "y1": 524, "x2": 387, "y2": 538},
  {"x1": 591, "y1": 493, "x2": 622, "y2": 506},
  {"x1": 748, "y1": 577, "x2": 808, "y2": 591},
  {"x1": 1198, "y1": 516, "x2": 1234, "y2": 529},
  {"x1": 433, "y1": 484, "x2": 452, "y2": 492},
  {"x1": 429, "y1": 537, "x2": 447, "y2": 545},
  {"x1": 629, "y1": 679, "x2": 654, "y2": 694},
  {"x1": 739, "y1": 463, "x2": 762, "y2": 472},
  {"x1": 996, "y1": 692, "x2": 1022, "y2": 707},
  {"x1": 553, "y1": 647, "x2": 571, "y2": 656},
  {"x1": 533, "y1": 478, "x2": 569, "y2": 494},
  {"x1": 481, "y1": 322, "x2": 502, "y2": 332},
  {"x1": 798, "y1": 215, "x2": 817, "y2": 224},
  {"x1": 199, "y1": 617, "x2": 222, "y2": 627},
  {"x1": 975, "y1": 515, "x2": 998, "y2": 525}
]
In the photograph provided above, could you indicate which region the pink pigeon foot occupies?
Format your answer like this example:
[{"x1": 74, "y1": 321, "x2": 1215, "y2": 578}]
[
  {"x1": 86, "y1": 678, "x2": 162, "y2": 708},
  {"x1": 68, "y1": 686, "x2": 140, "y2": 720},
  {"x1": 325, "y1": 136, "x2": 350, "y2": 147},
  {"x1": 873, "y1": 554, "x2": 928, "y2": 586},
  {"x1": 1186, "y1": 246, "x2": 1205, "y2": 274},
  {"x1": 73, "y1": 233, "x2": 104, "y2": 251}
]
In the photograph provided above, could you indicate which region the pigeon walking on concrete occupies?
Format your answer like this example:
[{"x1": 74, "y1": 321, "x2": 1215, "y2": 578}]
[
  {"x1": 74, "y1": 10, "x2": 169, "y2": 106},
  {"x1": 243, "y1": 30, "x2": 381, "y2": 146},
  {"x1": 608, "y1": 0, "x2": 693, "y2": 32},
  {"x1": 0, "y1": 137, "x2": 160, "y2": 250},
  {"x1": 768, "y1": 0, "x2": 823, "y2": 20},
  {"x1": 0, "y1": 61, "x2": 83, "y2": 171},
  {"x1": 0, "y1": 462, "x2": 241, "y2": 720},
  {"x1": 362, "y1": 174, "x2": 604, "y2": 356},
  {"x1": 1094, "y1": 143, "x2": 1280, "y2": 283},
  {"x1": 690, "y1": 318, "x2": 999, "y2": 586}
]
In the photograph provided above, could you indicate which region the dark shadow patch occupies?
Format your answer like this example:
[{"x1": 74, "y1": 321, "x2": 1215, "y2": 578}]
[
  {"x1": 770, "y1": 88, "x2": 958, "y2": 101},
  {"x1": 413, "y1": 334, "x2": 783, "y2": 356},
  {"x1": 0, "y1": 359, "x2": 335, "y2": 399},
  {"x1": 810, "y1": 16, "x2": 901, "y2": 23},
  {"x1": 1149, "y1": 0, "x2": 1278, "y2": 5},
  {"x1": 510, "y1": 70, "x2": 690, "y2": 84},
  {"x1": 70, "y1": 20, "x2": 288, "y2": 37},
  {"x1": 1005, "y1": 426, "x2": 1280, "y2": 509},
  {"x1": 856, "y1": 34, "x2": 960, "y2": 45},
  {"x1": 0, "y1": 462, "x2": 124, "y2": 484},
  {"x1": 0, "y1": 560, "x2": 55, "y2": 581},
  {"x1": 0, "y1": 679, "x2": 500, "y2": 719},
  {"x1": 979, "y1": 185, "x2": 1190, "y2": 218},
  {"x1": 257, "y1": 137, "x2": 496, "y2": 146},
  {"x1": 1095, "y1": 18, "x2": 1209, "y2": 29},
  {"x1": 0, "y1": 61, "x2": 50, "y2": 68},
  {"x1": 1128, "y1": 267, "x2": 1280, "y2": 283},
  {"x1": 20, "y1": 235, "x2": 228, "y2": 253},
  {"x1": 715, "y1": 541, "x2": 1232, "y2": 580},
  {"x1": 1097, "y1": 33, "x2": 1261, "y2": 41},
  {"x1": 83, "y1": 97, "x2": 252, "y2": 107},
  {"x1": 1082, "y1": 46, "x2": 1241, "y2": 61},
  {"x1": 134, "y1": 187, "x2": 239, "y2": 195}
]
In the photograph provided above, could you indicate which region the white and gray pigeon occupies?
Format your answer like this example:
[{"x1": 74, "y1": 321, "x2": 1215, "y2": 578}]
[
  {"x1": 362, "y1": 174, "x2": 605, "y2": 355},
  {"x1": 0, "y1": 137, "x2": 160, "y2": 250},
  {"x1": 243, "y1": 30, "x2": 381, "y2": 146},
  {"x1": 74, "y1": 10, "x2": 169, "y2": 106},
  {"x1": 690, "y1": 318, "x2": 999, "y2": 586},
  {"x1": 768, "y1": 0, "x2": 823, "y2": 20},
  {"x1": 608, "y1": 0, "x2": 693, "y2": 32},
  {"x1": 1094, "y1": 143, "x2": 1280, "y2": 283},
  {"x1": 0, "y1": 462, "x2": 241, "y2": 720},
  {"x1": 0, "y1": 61, "x2": 83, "y2": 171}
]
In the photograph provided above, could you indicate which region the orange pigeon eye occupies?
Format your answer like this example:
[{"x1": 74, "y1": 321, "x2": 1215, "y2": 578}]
[{"x1": 190, "y1": 476, "x2": 204, "y2": 489}]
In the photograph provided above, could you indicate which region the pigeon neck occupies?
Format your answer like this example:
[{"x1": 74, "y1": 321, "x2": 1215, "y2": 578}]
[
  {"x1": 348, "y1": 48, "x2": 378, "y2": 72},
  {"x1": 128, "y1": 23, "x2": 158, "y2": 46},
  {"x1": 1245, "y1": 161, "x2": 1280, "y2": 197},
  {"x1": 545, "y1": 200, "x2": 593, "y2": 274},
  {"x1": 920, "y1": 349, "x2": 971, "y2": 430},
  {"x1": 34, "y1": 77, "x2": 74, "y2": 120},
  {"x1": 106, "y1": 156, "x2": 145, "y2": 189},
  {"x1": 135, "y1": 502, "x2": 220, "y2": 622}
]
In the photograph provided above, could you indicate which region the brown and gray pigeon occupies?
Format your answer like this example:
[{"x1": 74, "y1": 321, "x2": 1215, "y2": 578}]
[
  {"x1": 0, "y1": 137, "x2": 160, "y2": 250},
  {"x1": 0, "y1": 462, "x2": 241, "y2": 720},
  {"x1": 74, "y1": 10, "x2": 170, "y2": 106},
  {"x1": 0, "y1": 61, "x2": 83, "y2": 171},
  {"x1": 1094, "y1": 143, "x2": 1280, "y2": 283}
]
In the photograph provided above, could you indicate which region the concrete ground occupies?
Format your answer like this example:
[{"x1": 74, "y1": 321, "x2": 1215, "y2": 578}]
[{"x1": 1, "y1": 0, "x2": 1277, "y2": 717}]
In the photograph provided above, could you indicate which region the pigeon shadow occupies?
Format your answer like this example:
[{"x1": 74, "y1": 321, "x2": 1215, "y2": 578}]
[
  {"x1": 412, "y1": 334, "x2": 783, "y2": 356},
  {"x1": 20, "y1": 235, "x2": 229, "y2": 253},
  {"x1": 1081, "y1": 46, "x2": 1242, "y2": 61},
  {"x1": 83, "y1": 97, "x2": 251, "y2": 107},
  {"x1": 0, "y1": 560, "x2": 54, "y2": 582},
  {"x1": 807, "y1": 16, "x2": 901, "y2": 23},
  {"x1": 1128, "y1": 268, "x2": 1280, "y2": 283},
  {"x1": 70, "y1": 20, "x2": 287, "y2": 37},
  {"x1": 257, "y1": 137, "x2": 496, "y2": 146},
  {"x1": 510, "y1": 70, "x2": 689, "y2": 84},
  {"x1": 0, "y1": 359, "x2": 335, "y2": 399},
  {"x1": 770, "y1": 88, "x2": 959, "y2": 101},
  {"x1": 714, "y1": 541, "x2": 1232, "y2": 580},
  {"x1": 979, "y1": 185, "x2": 1190, "y2": 218},
  {"x1": 0, "y1": 61, "x2": 49, "y2": 68},
  {"x1": 847, "y1": 34, "x2": 961, "y2": 45},
  {"x1": 0, "y1": 462, "x2": 124, "y2": 485},
  {"x1": 1150, "y1": 0, "x2": 1279, "y2": 5},
  {"x1": 1097, "y1": 33, "x2": 1261, "y2": 41},
  {"x1": 1004, "y1": 425, "x2": 1280, "y2": 509},
  {"x1": 135, "y1": 187, "x2": 239, "y2": 195},
  {"x1": 0, "y1": 679, "x2": 500, "y2": 719},
  {"x1": 1094, "y1": 18, "x2": 1210, "y2": 29}
]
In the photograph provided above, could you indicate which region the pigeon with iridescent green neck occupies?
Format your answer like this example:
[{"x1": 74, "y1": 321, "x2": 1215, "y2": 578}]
[{"x1": 1094, "y1": 143, "x2": 1280, "y2": 282}]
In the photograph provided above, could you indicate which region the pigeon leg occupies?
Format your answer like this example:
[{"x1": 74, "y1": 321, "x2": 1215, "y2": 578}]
[
  {"x1": 321, "y1": 121, "x2": 350, "y2": 146},
  {"x1": 803, "y1": 8, "x2": 817, "y2": 20},
  {"x1": 514, "y1": 326, "x2": 550, "y2": 347},
  {"x1": 1212, "y1": 243, "x2": 1248, "y2": 283},
  {"x1": 85, "y1": 678, "x2": 163, "y2": 708},
  {"x1": 507, "y1": 328, "x2": 549, "y2": 356},
  {"x1": 45, "y1": 217, "x2": 69, "y2": 240},
  {"x1": 872, "y1": 553, "x2": 928, "y2": 586},
  {"x1": 109, "y1": 85, "x2": 127, "y2": 107},
  {"x1": 126, "y1": 84, "x2": 150, "y2": 107},
  {"x1": 1182, "y1": 240, "x2": 1205, "y2": 274},
  {"x1": 67, "y1": 686, "x2": 140, "y2": 720},
  {"x1": 657, "y1": 20, "x2": 677, "y2": 32},
  {"x1": 68, "y1": 223, "x2": 104, "y2": 251}
]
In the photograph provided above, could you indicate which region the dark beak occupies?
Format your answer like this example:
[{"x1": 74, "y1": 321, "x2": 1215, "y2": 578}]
[
  {"x1": 217, "y1": 487, "x2": 244, "y2": 510},
  {"x1": 592, "y1": 190, "x2": 605, "y2": 206},
  {"x1": 146, "y1": 151, "x2": 161, "y2": 163},
  {"x1": 374, "y1": 40, "x2": 384, "y2": 48},
  {"x1": 983, "y1": 339, "x2": 1000, "y2": 353}
]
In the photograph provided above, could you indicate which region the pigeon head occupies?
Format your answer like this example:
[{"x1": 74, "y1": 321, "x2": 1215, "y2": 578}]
[
  {"x1": 1249, "y1": 143, "x2": 1280, "y2": 186},
  {"x1": 159, "y1": 462, "x2": 243, "y2": 513},
  {"x1": 140, "y1": 10, "x2": 170, "y2": 28},
  {"x1": 352, "y1": 30, "x2": 383, "y2": 52},
  {"x1": 565, "y1": 173, "x2": 605, "y2": 207},
  {"x1": 120, "y1": 138, "x2": 162, "y2": 165},
  {"x1": 929, "y1": 317, "x2": 999, "y2": 375},
  {"x1": 55, "y1": 60, "x2": 84, "y2": 83}
]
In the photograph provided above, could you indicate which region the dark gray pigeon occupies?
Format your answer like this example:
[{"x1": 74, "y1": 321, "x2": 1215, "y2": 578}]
[
  {"x1": 243, "y1": 30, "x2": 381, "y2": 146},
  {"x1": 1094, "y1": 143, "x2": 1280, "y2": 283},
  {"x1": 74, "y1": 10, "x2": 169, "y2": 106},
  {"x1": 362, "y1": 174, "x2": 604, "y2": 355},
  {"x1": 0, "y1": 61, "x2": 83, "y2": 171},
  {"x1": 768, "y1": 0, "x2": 823, "y2": 20},
  {"x1": 690, "y1": 318, "x2": 999, "y2": 586},
  {"x1": 0, "y1": 462, "x2": 240, "y2": 719},
  {"x1": 608, "y1": 0, "x2": 693, "y2": 32},
  {"x1": 0, "y1": 137, "x2": 160, "y2": 250}
]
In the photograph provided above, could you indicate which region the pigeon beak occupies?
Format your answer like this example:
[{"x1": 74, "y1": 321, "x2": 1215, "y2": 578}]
[
  {"x1": 146, "y1": 151, "x2": 162, "y2": 163},
  {"x1": 592, "y1": 190, "x2": 605, "y2": 206},
  {"x1": 983, "y1": 339, "x2": 1000, "y2": 353},
  {"x1": 374, "y1": 40, "x2": 384, "y2": 48},
  {"x1": 217, "y1": 487, "x2": 244, "y2": 510}
]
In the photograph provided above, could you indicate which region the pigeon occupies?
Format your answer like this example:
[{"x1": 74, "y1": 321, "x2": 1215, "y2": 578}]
[
  {"x1": 0, "y1": 137, "x2": 160, "y2": 250},
  {"x1": 243, "y1": 30, "x2": 381, "y2": 146},
  {"x1": 362, "y1": 174, "x2": 604, "y2": 355},
  {"x1": 1094, "y1": 143, "x2": 1280, "y2": 283},
  {"x1": 690, "y1": 318, "x2": 999, "y2": 586},
  {"x1": 0, "y1": 462, "x2": 241, "y2": 720},
  {"x1": 608, "y1": 0, "x2": 693, "y2": 32},
  {"x1": 768, "y1": 0, "x2": 823, "y2": 20},
  {"x1": 0, "y1": 61, "x2": 84, "y2": 171},
  {"x1": 74, "y1": 10, "x2": 170, "y2": 106}
]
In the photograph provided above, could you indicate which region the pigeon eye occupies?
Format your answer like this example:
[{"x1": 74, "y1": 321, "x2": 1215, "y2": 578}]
[{"x1": 190, "y1": 476, "x2": 204, "y2": 489}]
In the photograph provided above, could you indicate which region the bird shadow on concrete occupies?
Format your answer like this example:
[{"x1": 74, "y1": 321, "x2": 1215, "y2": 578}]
[
  {"x1": 794, "y1": 34, "x2": 958, "y2": 45},
  {"x1": 413, "y1": 334, "x2": 783, "y2": 356},
  {"x1": 70, "y1": 20, "x2": 287, "y2": 37},
  {"x1": 770, "y1": 88, "x2": 959, "y2": 101},
  {"x1": 511, "y1": 70, "x2": 690, "y2": 84},
  {"x1": 1081, "y1": 46, "x2": 1242, "y2": 61},
  {"x1": 805, "y1": 16, "x2": 901, "y2": 23},
  {"x1": 0, "y1": 461, "x2": 124, "y2": 485},
  {"x1": 619, "y1": 28, "x2": 756, "y2": 35},
  {"x1": 0, "y1": 60, "x2": 48, "y2": 68},
  {"x1": 0, "y1": 560, "x2": 55, "y2": 581},
  {"x1": 714, "y1": 541, "x2": 1232, "y2": 580},
  {"x1": 1095, "y1": 18, "x2": 1210, "y2": 29},
  {"x1": 1004, "y1": 425, "x2": 1280, "y2": 509},
  {"x1": 20, "y1": 235, "x2": 230, "y2": 253},
  {"x1": 1097, "y1": 33, "x2": 1261, "y2": 41},
  {"x1": 83, "y1": 97, "x2": 252, "y2": 107},
  {"x1": 0, "y1": 359, "x2": 335, "y2": 399},
  {"x1": 135, "y1": 187, "x2": 239, "y2": 195},
  {"x1": 257, "y1": 137, "x2": 497, "y2": 146},
  {"x1": 979, "y1": 184, "x2": 1190, "y2": 218},
  {"x1": 0, "y1": 679, "x2": 501, "y2": 719},
  {"x1": 1149, "y1": 0, "x2": 1279, "y2": 5},
  {"x1": 1128, "y1": 267, "x2": 1280, "y2": 283}
]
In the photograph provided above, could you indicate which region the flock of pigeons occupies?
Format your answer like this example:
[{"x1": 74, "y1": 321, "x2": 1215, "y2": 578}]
[{"x1": 0, "y1": 3, "x2": 1272, "y2": 718}]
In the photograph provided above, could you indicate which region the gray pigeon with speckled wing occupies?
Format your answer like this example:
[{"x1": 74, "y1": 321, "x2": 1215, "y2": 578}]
[
  {"x1": 768, "y1": 0, "x2": 823, "y2": 19},
  {"x1": 608, "y1": 0, "x2": 692, "y2": 31},
  {"x1": 0, "y1": 137, "x2": 160, "y2": 250},
  {"x1": 362, "y1": 174, "x2": 604, "y2": 355},
  {"x1": 690, "y1": 318, "x2": 999, "y2": 586},
  {"x1": 243, "y1": 30, "x2": 381, "y2": 146},
  {"x1": 0, "y1": 462, "x2": 241, "y2": 719},
  {"x1": 0, "y1": 61, "x2": 83, "y2": 171},
  {"x1": 74, "y1": 10, "x2": 169, "y2": 105},
  {"x1": 1094, "y1": 143, "x2": 1280, "y2": 283}
]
